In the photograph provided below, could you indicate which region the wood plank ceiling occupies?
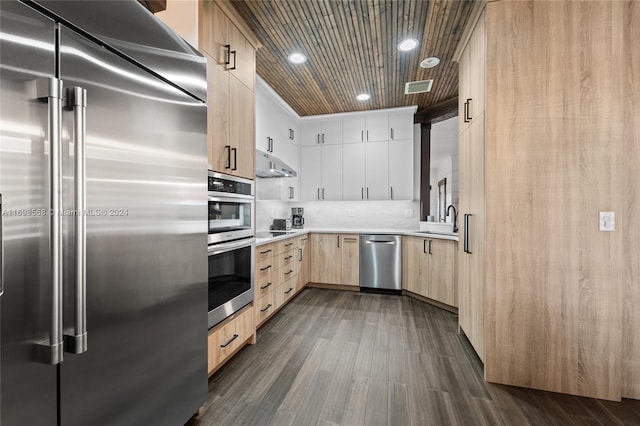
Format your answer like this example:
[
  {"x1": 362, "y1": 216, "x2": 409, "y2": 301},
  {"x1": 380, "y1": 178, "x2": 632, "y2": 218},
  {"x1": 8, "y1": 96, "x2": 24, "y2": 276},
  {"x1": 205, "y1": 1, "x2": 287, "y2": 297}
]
[{"x1": 230, "y1": 0, "x2": 475, "y2": 117}]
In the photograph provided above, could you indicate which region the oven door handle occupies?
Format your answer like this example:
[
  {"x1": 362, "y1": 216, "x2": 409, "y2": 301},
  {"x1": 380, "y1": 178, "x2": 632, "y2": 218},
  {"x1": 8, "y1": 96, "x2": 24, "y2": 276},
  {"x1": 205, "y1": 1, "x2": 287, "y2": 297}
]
[
  {"x1": 208, "y1": 194, "x2": 255, "y2": 202},
  {"x1": 208, "y1": 238, "x2": 255, "y2": 256}
]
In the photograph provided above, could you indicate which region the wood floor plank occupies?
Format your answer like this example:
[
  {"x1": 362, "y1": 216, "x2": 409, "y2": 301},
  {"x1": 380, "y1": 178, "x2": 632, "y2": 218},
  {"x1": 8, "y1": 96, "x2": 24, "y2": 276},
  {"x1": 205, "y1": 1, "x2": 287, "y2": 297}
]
[{"x1": 187, "y1": 289, "x2": 640, "y2": 426}]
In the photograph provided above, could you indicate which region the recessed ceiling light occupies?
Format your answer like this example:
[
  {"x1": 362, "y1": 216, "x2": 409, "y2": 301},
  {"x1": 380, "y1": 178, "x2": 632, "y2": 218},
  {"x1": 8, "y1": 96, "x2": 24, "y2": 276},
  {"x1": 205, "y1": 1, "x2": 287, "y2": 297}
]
[
  {"x1": 288, "y1": 52, "x2": 306, "y2": 64},
  {"x1": 420, "y1": 57, "x2": 440, "y2": 68},
  {"x1": 356, "y1": 93, "x2": 371, "y2": 101},
  {"x1": 398, "y1": 38, "x2": 419, "y2": 52}
]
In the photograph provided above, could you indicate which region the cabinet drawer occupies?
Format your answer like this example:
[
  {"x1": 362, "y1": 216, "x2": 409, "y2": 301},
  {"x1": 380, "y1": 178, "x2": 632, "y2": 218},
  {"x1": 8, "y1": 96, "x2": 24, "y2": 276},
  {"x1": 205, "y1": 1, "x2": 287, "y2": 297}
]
[
  {"x1": 274, "y1": 237, "x2": 297, "y2": 255},
  {"x1": 256, "y1": 278, "x2": 275, "y2": 300},
  {"x1": 208, "y1": 305, "x2": 254, "y2": 374},
  {"x1": 256, "y1": 258, "x2": 274, "y2": 284},
  {"x1": 256, "y1": 244, "x2": 274, "y2": 262},
  {"x1": 277, "y1": 265, "x2": 297, "y2": 283},
  {"x1": 275, "y1": 280, "x2": 296, "y2": 308},
  {"x1": 256, "y1": 291, "x2": 276, "y2": 325},
  {"x1": 273, "y1": 248, "x2": 296, "y2": 270}
]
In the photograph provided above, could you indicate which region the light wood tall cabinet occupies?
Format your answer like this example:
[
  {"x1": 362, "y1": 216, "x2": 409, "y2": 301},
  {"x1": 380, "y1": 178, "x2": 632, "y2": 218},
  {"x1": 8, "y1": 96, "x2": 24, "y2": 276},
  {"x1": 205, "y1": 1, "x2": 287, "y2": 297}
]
[
  {"x1": 402, "y1": 236, "x2": 457, "y2": 307},
  {"x1": 199, "y1": 0, "x2": 259, "y2": 180},
  {"x1": 456, "y1": 0, "x2": 636, "y2": 402},
  {"x1": 310, "y1": 233, "x2": 359, "y2": 286}
]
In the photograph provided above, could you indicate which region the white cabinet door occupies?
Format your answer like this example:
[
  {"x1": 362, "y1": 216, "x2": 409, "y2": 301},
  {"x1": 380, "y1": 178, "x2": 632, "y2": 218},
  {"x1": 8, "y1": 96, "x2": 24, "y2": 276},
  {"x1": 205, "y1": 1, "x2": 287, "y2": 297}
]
[
  {"x1": 301, "y1": 120, "x2": 322, "y2": 146},
  {"x1": 277, "y1": 138, "x2": 299, "y2": 170},
  {"x1": 343, "y1": 115, "x2": 365, "y2": 144},
  {"x1": 388, "y1": 111, "x2": 414, "y2": 141},
  {"x1": 301, "y1": 146, "x2": 322, "y2": 200},
  {"x1": 342, "y1": 143, "x2": 365, "y2": 200},
  {"x1": 290, "y1": 119, "x2": 300, "y2": 145},
  {"x1": 365, "y1": 111, "x2": 389, "y2": 142},
  {"x1": 255, "y1": 94, "x2": 275, "y2": 152},
  {"x1": 365, "y1": 141, "x2": 389, "y2": 200},
  {"x1": 280, "y1": 177, "x2": 299, "y2": 201},
  {"x1": 321, "y1": 119, "x2": 343, "y2": 145},
  {"x1": 388, "y1": 138, "x2": 413, "y2": 200},
  {"x1": 321, "y1": 144, "x2": 343, "y2": 200}
]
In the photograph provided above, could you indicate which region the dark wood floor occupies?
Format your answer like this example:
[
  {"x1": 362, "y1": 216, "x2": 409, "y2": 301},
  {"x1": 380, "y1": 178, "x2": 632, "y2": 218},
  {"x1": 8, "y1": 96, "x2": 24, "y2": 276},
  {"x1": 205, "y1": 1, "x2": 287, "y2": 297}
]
[{"x1": 188, "y1": 288, "x2": 640, "y2": 426}]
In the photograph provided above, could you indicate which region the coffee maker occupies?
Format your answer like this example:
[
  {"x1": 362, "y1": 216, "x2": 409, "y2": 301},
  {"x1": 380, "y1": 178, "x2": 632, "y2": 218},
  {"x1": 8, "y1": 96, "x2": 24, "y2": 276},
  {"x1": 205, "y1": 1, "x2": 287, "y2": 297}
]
[{"x1": 291, "y1": 207, "x2": 304, "y2": 229}]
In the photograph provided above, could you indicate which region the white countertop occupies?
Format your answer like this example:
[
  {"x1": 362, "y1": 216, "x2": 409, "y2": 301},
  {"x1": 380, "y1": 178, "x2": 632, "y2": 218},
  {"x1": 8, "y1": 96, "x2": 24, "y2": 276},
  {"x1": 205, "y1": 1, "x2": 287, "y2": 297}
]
[{"x1": 255, "y1": 228, "x2": 458, "y2": 246}]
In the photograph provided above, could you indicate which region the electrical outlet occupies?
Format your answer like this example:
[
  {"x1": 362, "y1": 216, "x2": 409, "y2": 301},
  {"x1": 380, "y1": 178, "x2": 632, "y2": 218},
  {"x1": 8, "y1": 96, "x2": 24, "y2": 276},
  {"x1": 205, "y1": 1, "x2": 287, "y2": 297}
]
[
  {"x1": 599, "y1": 211, "x2": 615, "y2": 231},
  {"x1": 404, "y1": 209, "x2": 414, "y2": 218},
  {"x1": 348, "y1": 209, "x2": 355, "y2": 217}
]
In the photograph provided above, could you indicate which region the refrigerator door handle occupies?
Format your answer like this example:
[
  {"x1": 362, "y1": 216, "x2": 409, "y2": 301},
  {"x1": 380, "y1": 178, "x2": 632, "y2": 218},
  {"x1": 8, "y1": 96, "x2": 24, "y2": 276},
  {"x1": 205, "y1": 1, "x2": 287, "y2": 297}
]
[
  {"x1": 35, "y1": 77, "x2": 64, "y2": 365},
  {"x1": 64, "y1": 87, "x2": 88, "y2": 355},
  {"x1": 0, "y1": 193, "x2": 3, "y2": 297}
]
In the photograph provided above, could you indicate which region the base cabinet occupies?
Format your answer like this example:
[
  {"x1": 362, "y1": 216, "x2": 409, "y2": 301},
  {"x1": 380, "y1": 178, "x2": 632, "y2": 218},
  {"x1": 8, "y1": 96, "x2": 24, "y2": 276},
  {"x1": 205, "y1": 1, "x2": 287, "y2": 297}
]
[
  {"x1": 310, "y1": 233, "x2": 359, "y2": 286},
  {"x1": 207, "y1": 304, "x2": 255, "y2": 376},
  {"x1": 402, "y1": 236, "x2": 457, "y2": 308}
]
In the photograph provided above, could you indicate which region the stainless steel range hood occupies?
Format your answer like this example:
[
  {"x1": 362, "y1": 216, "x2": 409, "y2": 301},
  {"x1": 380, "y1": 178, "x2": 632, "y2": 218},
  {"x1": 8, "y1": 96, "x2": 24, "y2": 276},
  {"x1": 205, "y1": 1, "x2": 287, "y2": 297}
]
[{"x1": 256, "y1": 149, "x2": 297, "y2": 178}]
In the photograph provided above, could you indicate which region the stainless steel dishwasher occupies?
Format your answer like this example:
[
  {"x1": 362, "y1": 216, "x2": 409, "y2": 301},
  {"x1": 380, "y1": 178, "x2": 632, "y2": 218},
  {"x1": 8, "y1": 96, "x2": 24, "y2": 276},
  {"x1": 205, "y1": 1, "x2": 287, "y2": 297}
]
[{"x1": 359, "y1": 234, "x2": 402, "y2": 294}]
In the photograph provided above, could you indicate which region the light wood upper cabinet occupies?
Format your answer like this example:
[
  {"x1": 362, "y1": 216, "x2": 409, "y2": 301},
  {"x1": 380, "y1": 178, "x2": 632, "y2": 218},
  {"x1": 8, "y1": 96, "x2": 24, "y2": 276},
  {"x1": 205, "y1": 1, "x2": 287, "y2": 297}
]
[
  {"x1": 310, "y1": 234, "x2": 342, "y2": 285},
  {"x1": 200, "y1": 0, "x2": 257, "y2": 180},
  {"x1": 341, "y1": 235, "x2": 359, "y2": 286},
  {"x1": 298, "y1": 235, "x2": 311, "y2": 288},
  {"x1": 403, "y1": 236, "x2": 457, "y2": 307}
]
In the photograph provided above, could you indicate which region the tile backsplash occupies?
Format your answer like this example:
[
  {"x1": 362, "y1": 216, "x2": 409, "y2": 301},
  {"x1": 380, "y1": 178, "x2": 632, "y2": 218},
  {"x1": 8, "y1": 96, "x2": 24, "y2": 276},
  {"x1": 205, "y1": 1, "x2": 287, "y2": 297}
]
[{"x1": 256, "y1": 200, "x2": 420, "y2": 231}]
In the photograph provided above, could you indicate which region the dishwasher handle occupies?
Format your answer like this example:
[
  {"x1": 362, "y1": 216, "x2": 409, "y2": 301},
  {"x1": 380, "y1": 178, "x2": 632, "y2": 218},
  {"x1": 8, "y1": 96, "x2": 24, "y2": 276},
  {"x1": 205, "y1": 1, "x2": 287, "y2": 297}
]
[{"x1": 364, "y1": 240, "x2": 396, "y2": 245}]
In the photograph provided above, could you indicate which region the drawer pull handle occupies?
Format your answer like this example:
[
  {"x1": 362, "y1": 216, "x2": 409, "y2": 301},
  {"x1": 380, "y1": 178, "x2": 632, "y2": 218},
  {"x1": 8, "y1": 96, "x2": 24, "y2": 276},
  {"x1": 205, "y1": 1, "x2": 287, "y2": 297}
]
[
  {"x1": 284, "y1": 270, "x2": 293, "y2": 276},
  {"x1": 260, "y1": 304, "x2": 272, "y2": 313},
  {"x1": 220, "y1": 334, "x2": 239, "y2": 348},
  {"x1": 284, "y1": 288, "x2": 293, "y2": 294},
  {"x1": 260, "y1": 283, "x2": 272, "y2": 290},
  {"x1": 284, "y1": 243, "x2": 293, "y2": 247},
  {"x1": 344, "y1": 238, "x2": 357, "y2": 242},
  {"x1": 284, "y1": 255, "x2": 293, "y2": 260},
  {"x1": 260, "y1": 265, "x2": 272, "y2": 271},
  {"x1": 260, "y1": 249, "x2": 272, "y2": 255}
]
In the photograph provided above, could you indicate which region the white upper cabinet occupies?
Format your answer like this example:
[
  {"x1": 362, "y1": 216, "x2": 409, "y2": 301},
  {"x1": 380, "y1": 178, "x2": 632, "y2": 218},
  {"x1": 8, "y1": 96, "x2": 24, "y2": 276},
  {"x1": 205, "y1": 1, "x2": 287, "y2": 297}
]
[
  {"x1": 300, "y1": 145, "x2": 342, "y2": 201},
  {"x1": 388, "y1": 138, "x2": 414, "y2": 200},
  {"x1": 365, "y1": 141, "x2": 389, "y2": 200},
  {"x1": 321, "y1": 144, "x2": 343, "y2": 200},
  {"x1": 301, "y1": 119, "x2": 343, "y2": 146},
  {"x1": 364, "y1": 111, "x2": 389, "y2": 142},
  {"x1": 388, "y1": 111, "x2": 414, "y2": 141},
  {"x1": 343, "y1": 115, "x2": 366, "y2": 143},
  {"x1": 301, "y1": 146, "x2": 323, "y2": 200},
  {"x1": 342, "y1": 143, "x2": 366, "y2": 200}
]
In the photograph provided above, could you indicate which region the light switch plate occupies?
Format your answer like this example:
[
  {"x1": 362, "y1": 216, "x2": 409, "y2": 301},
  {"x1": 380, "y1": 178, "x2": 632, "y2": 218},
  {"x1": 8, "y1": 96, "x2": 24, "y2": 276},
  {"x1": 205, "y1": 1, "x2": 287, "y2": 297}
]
[{"x1": 599, "y1": 211, "x2": 615, "y2": 232}]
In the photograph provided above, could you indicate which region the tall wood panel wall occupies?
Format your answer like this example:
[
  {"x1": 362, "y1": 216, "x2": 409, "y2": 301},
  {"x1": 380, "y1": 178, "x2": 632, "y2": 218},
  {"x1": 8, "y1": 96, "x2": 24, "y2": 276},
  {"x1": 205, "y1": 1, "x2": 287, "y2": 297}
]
[
  {"x1": 623, "y1": 0, "x2": 640, "y2": 400},
  {"x1": 484, "y1": 0, "x2": 631, "y2": 401}
]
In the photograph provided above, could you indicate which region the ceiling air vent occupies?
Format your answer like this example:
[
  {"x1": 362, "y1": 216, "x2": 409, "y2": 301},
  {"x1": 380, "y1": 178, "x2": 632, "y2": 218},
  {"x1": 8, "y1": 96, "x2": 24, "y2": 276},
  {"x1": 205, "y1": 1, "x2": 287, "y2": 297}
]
[{"x1": 404, "y1": 79, "x2": 433, "y2": 95}]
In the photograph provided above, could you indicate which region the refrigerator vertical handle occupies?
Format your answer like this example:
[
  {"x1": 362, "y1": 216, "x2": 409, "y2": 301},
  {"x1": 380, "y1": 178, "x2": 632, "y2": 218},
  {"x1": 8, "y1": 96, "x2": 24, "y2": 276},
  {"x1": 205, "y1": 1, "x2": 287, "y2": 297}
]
[
  {"x1": 64, "y1": 87, "x2": 88, "y2": 355},
  {"x1": 35, "y1": 77, "x2": 64, "y2": 365},
  {"x1": 0, "y1": 193, "x2": 3, "y2": 297}
]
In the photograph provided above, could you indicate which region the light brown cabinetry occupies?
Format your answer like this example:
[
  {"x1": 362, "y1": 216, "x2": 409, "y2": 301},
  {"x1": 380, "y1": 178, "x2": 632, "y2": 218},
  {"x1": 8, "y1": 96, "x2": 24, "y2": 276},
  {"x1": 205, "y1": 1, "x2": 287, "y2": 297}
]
[
  {"x1": 297, "y1": 235, "x2": 311, "y2": 288},
  {"x1": 255, "y1": 236, "x2": 305, "y2": 328},
  {"x1": 199, "y1": 1, "x2": 257, "y2": 180},
  {"x1": 403, "y1": 236, "x2": 457, "y2": 307},
  {"x1": 207, "y1": 304, "x2": 255, "y2": 376},
  {"x1": 310, "y1": 233, "x2": 359, "y2": 286}
]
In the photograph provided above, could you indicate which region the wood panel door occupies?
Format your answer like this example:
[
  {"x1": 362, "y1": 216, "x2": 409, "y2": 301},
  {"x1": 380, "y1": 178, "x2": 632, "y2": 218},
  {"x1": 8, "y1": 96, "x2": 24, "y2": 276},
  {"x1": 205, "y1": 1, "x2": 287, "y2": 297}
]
[
  {"x1": 205, "y1": 53, "x2": 229, "y2": 172},
  {"x1": 402, "y1": 236, "x2": 428, "y2": 297},
  {"x1": 229, "y1": 75, "x2": 255, "y2": 179},
  {"x1": 458, "y1": 47, "x2": 471, "y2": 135},
  {"x1": 457, "y1": 126, "x2": 473, "y2": 343},
  {"x1": 298, "y1": 235, "x2": 310, "y2": 288},
  {"x1": 229, "y1": 22, "x2": 255, "y2": 91},
  {"x1": 427, "y1": 239, "x2": 457, "y2": 307},
  {"x1": 310, "y1": 234, "x2": 342, "y2": 285},
  {"x1": 341, "y1": 235, "x2": 359, "y2": 286},
  {"x1": 469, "y1": 11, "x2": 485, "y2": 121}
]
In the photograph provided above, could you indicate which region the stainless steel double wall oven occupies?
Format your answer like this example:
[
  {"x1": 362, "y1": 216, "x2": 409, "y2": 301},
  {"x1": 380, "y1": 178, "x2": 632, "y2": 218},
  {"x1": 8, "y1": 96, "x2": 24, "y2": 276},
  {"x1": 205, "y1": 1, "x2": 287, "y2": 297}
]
[{"x1": 208, "y1": 172, "x2": 255, "y2": 328}]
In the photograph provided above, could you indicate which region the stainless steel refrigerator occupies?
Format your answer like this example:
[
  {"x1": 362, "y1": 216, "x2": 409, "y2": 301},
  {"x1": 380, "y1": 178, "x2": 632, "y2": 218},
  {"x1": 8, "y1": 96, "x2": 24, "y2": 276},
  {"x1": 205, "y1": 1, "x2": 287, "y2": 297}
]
[{"x1": 0, "y1": 1, "x2": 208, "y2": 424}]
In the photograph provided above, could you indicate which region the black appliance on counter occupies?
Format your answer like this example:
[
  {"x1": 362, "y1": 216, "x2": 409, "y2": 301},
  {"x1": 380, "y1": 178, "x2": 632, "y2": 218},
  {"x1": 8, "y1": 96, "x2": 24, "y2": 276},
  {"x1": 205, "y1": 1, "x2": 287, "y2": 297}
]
[
  {"x1": 208, "y1": 172, "x2": 255, "y2": 328},
  {"x1": 292, "y1": 207, "x2": 305, "y2": 229}
]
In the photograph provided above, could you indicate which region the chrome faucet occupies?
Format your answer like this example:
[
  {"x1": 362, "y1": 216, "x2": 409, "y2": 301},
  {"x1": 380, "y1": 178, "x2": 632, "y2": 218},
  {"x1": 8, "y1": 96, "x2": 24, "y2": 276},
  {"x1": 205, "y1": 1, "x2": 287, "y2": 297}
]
[{"x1": 446, "y1": 205, "x2": 458, "y2": 233}]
